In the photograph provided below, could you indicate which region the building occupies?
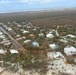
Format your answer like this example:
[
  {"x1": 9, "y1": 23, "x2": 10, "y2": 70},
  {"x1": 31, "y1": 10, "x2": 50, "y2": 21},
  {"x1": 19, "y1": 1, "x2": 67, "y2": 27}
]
[
  {"x1": 6, "y1": 27, "x2": 12, "y2": 31},
  {"x1": 46, "y1": 33, "x2": 54, "y2": 39},
  {"x1": 32, "y1": 41, "x2": 39, "y2": 47},
  {"x1": 64, "y1": 46, "x2": 76, "y2": 55},
  {"x1": 39, "y1": 33, "x2": 44, "y2": 37},
  {"x1": 0, "y1": 32, "x2": 3, "y2": 35},
  {"x1": 22, "y1": 30, "x2": 29, "y2": 34},
  {"x1": 29, "y1": 34, "x2": 35, "y2": 37},
  {"x1": 49, "y1": 43, "x2": 59, "y2": 50},
  {"x1": 0, "y1": 35, "x2": 5, "y2": 39},
  {"x1": 24, "y1": 40, "x2": 31, "y2": 44},
  {"x1": 20, "y1": 29, "x2": 29, "y2": 34},
  {"x1": 0, "y1": 49, "x2": 7, "y2": 54},
  {"x1": 10, "y1": 49, "x2": 19, "y2": 54},
  {"x1": 60, "y1": 38, "x2": 68, "y2": 43},
  {"x1": 16, "y1": 34, "x2": 21, "y2": 38}
]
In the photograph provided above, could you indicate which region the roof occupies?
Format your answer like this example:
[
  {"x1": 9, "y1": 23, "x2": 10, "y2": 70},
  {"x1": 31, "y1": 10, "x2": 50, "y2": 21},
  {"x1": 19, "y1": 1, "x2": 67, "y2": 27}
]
[
  {"x1": 32, "y1": 42, "x2": 39, "y2": 46},
  {"x1": 49, "y1": 29, "x2": 55, "y2": 33},
  {"x1": 0, "y1": 49, "x2": 7, "y2": 54},
  {"x1": 22, "y1": 30, "x2": 29, "y2": 34},
  {"x1": 10, "y1": 49, "x2": 19, "y2": 54},
  {"x1": 39, "y1": 33, "x2": 44, "y2": 36},
  {"x1": 64, "y1": 46, "x2": 76, "y2": 55},
  {"x1": 0, "y1": 35, "x2": 5, "y2": 39},
  {"x1": 46, "y1": 33, "x2": 54, "y2": 38},
  {"x1": 16, "y1": 34, "x2": 21, "y2": 37},
  {"x1": 4, "y1": 42, "x2": 11, "y2": 46},
  {"x1": 0, "y1": 40, "x2": 10, "y2": 44},
  {"x1": 49, "y1": 44, "x2": 59, "y2": 50},
  {"x1": 6, "y1": 27, "x2": 12, "y2": 31},
  {"x1": 29, "y1": 34, "x2": 35, "y2": 37},
  {"x1": 64, "y1": 46, "x2": 76, "y2": 52},
  {"x1": 60, "y1": 39, "x2": 68, "y2": 43},
  {"x1": 24, "y1": 40, "x2": 31, "y2": 43},
  {"x1": 17, "y1": 24, "x2": 22, "y2": 27},
  {"x1": 0, "y1": 32, "x2": 3, "y2": 35}
]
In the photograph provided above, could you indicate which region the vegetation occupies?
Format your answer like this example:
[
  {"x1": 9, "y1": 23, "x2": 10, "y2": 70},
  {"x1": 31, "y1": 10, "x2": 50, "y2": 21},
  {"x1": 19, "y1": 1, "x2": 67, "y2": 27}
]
[{"x1": 0, "y1": 10, "x2": 76, "y2": 74}]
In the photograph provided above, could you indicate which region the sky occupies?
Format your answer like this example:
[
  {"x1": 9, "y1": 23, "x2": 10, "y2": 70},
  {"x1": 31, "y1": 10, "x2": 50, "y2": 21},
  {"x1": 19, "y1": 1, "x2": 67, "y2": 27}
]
[{"x1": 0, "y1": 0, "x2": 76, "y2": 13}]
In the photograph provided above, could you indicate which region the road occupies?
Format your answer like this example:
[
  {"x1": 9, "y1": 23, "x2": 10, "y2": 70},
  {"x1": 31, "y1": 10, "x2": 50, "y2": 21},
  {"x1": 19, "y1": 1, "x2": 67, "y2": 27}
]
[
  {"x1": 0, "y1": 26, "x2": 26, "y2": 52},
  {"x1": 60, "y1": 36, "x2": 76, "y2": 43},
  {"x1": 29, "y1": 22, "x2": 36, "y2": 28}
]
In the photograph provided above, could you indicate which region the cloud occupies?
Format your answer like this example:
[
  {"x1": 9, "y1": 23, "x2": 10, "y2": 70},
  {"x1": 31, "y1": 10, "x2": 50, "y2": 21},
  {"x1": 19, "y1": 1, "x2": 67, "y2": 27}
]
[
  {"x1": 20, "y1": 0, "x2": 41, "y2": 4},
  {"x1": 0, "y1": 0, "x2": 68, "y2": 4},
  {"x1": 19, "y1": 0, "x2": 68, "y2": 4},
  {"x1": 0, "y1": 0, "x2": 10, "y2": 4}
]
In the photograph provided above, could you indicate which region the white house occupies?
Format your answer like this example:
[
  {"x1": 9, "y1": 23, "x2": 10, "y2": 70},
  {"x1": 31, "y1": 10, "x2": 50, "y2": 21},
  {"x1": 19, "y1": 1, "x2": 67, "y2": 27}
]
[
  {"x1": 0, "y1": 35, "x2": 5, "y2": 39},
  {"x1": 6, "y1": 27, "x2": 12, "y2": 31},
  {"x1": 49, "y1": 43, "x2": 59, "y2": 50},
  {"x1": 49, "y1": 29, "x2": 55, "y2": 33},
  {"x1": 39, "y1": 33, "x2": 44, "y2": 37},
  {"x1": 20, "y1": 29, "x2": 29, "y2": 34},
  {"x1": 4, "y1": 42, "x2": 11, "y2": 46},
  {"x1": 47, "y1": 52, "x2": 64, "y2": 59},
  {"x1": 22, "y1": 30, "x2": 29, "y2": 34},
  {"x1": 16, "y1": 34, "x2": 21, "y2": 38},
  {"x1": 0, "y1": 49, "x2": 7, "y2": 54},
  {"x1": 24, "y1": 40, "x2": 31, "y2": 44},
  {"x1": 20, "y1": 29, "x2": 24, "y2": 31},
  {"x1": 10, "y1": 49, "x2": 19, "y2": 54},
  {"x1": 60, "y1": 38, "x2": 68, "y2": 43},
  {"x1": 0, "y1": 32, "x2": 3, "y2": 35},
  {"x1": 17, "y1": 24, "x2": 22, "y2": 27},
  {"x1": 46, "y1": 33, "x2": 54, "y2": 39},
  {"x1": 64, "y1": 46, "x2": 76, "y2": 55},
  {"x1": 33, "y1": 28, "x2": 37, "y2": 31},
  {"x1": 0, "y1": 39, "x2": 10, "y2": 44}
]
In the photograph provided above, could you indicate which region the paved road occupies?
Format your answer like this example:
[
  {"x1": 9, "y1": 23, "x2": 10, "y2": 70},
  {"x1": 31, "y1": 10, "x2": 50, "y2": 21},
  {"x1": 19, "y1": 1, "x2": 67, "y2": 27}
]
[
  {"x1": 0, "y1": 26, "x2": 26, "y2": 52},
  {"x1": 60, "y1": 36, "x2": 76, "y2": 43}
]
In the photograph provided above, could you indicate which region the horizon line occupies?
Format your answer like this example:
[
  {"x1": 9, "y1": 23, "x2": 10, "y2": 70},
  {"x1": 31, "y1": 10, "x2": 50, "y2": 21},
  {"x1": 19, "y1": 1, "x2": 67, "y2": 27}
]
[{"x1": 0, "y1": 7, "x2": 76, "y2": 14}]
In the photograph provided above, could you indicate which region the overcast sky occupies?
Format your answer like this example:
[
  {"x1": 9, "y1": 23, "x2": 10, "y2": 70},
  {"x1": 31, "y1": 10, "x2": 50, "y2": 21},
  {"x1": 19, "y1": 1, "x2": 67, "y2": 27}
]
[{"x1": 0, "y1": 0, "x2": 76, "y2": 13}]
